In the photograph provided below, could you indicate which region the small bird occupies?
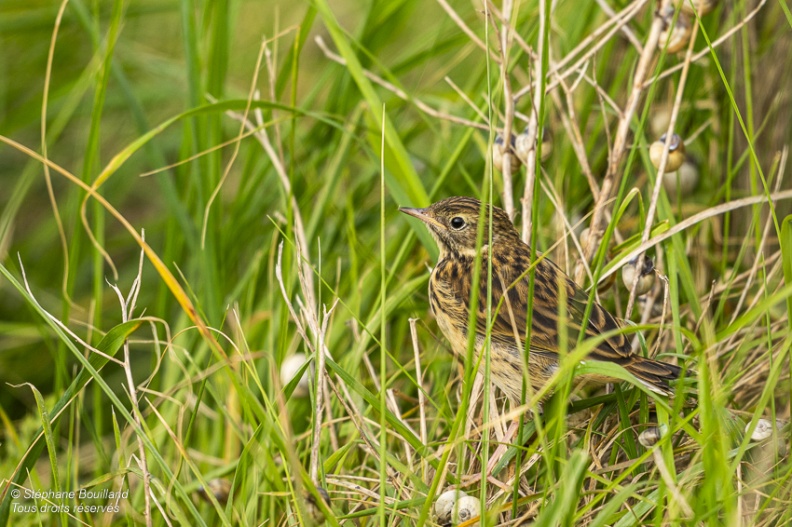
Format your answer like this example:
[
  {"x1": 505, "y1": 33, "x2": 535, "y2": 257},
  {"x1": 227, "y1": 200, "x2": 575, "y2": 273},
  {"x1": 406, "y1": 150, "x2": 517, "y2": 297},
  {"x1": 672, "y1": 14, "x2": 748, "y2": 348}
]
[{"x1": 400, "y1": 196, "x2": 681, "y2": 401}]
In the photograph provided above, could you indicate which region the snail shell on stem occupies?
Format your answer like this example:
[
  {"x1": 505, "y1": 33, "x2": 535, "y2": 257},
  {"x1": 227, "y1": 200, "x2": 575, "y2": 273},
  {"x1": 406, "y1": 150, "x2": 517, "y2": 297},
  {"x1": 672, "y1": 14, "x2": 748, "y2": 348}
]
[
  {"x1": 493, "y1": 133, "x2": 521, "y2": 173},
  {"x1": 516, "y1": 126, "x2": 553, "y2": 163},
  {"x1": 434, "y1": 490, "x2": 468, "y2": 525},
  {"x1": 747, "y1": 418, "x2": 784, "y2": 442},
  {"x1": 454, "y1": 495, "x2": 481, "y2": 526},
  {"x1": 639, "y1": 424, "x2": 668, "y2": 447},
  {"x1": 658, "y1": 8, "x2": 692, "y2": 54},
  {"x1": 622, "y1": 257, "x2": 656, "y2": 296},
  {"x1": 650, "y1": 133, "x2": 686, "y2": 172}
]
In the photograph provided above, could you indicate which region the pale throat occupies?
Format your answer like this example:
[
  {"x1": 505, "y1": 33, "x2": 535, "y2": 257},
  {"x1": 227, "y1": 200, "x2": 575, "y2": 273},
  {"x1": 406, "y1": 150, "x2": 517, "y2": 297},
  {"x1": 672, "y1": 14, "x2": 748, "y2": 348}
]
[{"x1": 427, "y1": 227, "x2": 496, "y2": 260}]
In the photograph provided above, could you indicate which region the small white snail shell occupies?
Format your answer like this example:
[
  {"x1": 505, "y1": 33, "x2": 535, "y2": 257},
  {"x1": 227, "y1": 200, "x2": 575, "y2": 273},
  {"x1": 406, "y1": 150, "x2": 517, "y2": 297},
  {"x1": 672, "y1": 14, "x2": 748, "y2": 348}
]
[
  {"x1": 280, "y1": 353, "x2": 313, "y2": 398},
  {"x1": 622, "y1": 257, "x2": 655, "y2": 296},
  {"x1": 492, "y1": 133, "x2": 521, "y2": 173},
  {"x1": 748, "y1": 418, "x2": 775, "y2": 441},
  {"x1": 638, "y1": 424, "x2": 668, "y2": 447},
  {"x1": 515, "y1": 126, "x2": 552, "y2": 163},
  {"x1": 658, "y1": 9, "x2": 692, "y2": 54},
  {"x1": 455, "y1": 495, "x2": 481, "y2": 526},
  {"x1": 663, "y1": 160, "x2": 699, "y2": 197},
  {"x1": 434, "y1": 489, "x2": 468, "y2": 525},
  {"x1": 650, "y1": 133, "x2": 686, "y2": 172},
  {"x1": 515, "y1": 129, "x2": 531, "y2": 164}
]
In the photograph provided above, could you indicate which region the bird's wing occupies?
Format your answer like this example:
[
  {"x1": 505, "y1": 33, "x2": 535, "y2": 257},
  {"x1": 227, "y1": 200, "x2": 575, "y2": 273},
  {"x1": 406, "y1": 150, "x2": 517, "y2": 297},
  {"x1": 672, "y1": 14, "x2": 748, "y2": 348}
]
[{"x1": 476, "y1": 252, "x2": 635, "y2": 363}]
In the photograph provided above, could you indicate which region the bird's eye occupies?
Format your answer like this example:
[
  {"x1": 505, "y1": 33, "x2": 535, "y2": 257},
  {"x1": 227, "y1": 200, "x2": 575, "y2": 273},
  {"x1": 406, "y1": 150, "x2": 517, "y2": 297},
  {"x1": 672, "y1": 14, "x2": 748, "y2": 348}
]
[{"x1": 450, "y1": 217, "x2": 466, "y2": 230}]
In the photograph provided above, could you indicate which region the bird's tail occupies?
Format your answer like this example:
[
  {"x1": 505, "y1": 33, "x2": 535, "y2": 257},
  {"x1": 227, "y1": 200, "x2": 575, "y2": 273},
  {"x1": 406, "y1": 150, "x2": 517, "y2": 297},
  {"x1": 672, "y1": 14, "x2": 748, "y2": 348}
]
[{"x1": 626, "y1": 357, "x2": 683, "y2": 396}]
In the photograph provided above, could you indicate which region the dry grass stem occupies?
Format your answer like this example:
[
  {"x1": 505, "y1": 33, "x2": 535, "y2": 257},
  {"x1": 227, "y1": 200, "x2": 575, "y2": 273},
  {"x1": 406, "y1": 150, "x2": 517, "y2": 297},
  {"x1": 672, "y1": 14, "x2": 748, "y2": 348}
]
[
  {"x1": 519, "y1": 0, "x2": 547, "y2": 243},
  {"x1": 575, "y1": 7, "x2": 664, "y2": 285},
  {"x1": 625, "y1": 5, "x2": 702, "y2": 319}
]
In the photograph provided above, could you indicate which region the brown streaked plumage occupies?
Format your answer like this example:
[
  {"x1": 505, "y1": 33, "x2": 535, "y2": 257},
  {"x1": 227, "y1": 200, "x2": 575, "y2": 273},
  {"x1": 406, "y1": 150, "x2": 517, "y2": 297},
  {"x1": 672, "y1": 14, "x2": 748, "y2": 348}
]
[{"x1": 400, "y1": 196, "x2": 680, "y2": 401}]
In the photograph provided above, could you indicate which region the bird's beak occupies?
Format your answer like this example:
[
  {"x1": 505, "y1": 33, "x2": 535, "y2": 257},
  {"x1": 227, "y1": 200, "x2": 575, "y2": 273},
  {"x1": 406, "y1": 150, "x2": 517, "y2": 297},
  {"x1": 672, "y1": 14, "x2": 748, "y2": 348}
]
[{"x1": 399, "y1": 207, "x2": 443, "y2": 229}]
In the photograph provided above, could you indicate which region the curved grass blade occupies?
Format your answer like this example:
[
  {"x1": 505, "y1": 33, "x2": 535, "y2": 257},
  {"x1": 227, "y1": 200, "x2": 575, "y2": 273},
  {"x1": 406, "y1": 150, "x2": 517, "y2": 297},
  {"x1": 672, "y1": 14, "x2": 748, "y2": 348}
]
[{"x1": 0, "y1": 313, "x2": 140, "y2": 525}]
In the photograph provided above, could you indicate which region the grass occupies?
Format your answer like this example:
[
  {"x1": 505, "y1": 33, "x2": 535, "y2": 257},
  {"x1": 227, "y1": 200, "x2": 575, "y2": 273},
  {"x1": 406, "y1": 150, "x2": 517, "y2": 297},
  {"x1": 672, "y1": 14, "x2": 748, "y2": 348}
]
[{"x1": 1, "y1": 0, "x2": 791, "y2": 525}]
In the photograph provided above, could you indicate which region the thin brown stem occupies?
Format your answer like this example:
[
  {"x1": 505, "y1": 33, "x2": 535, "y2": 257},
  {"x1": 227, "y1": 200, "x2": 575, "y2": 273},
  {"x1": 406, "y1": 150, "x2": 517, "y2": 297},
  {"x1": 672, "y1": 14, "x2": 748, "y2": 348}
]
[
  {"x1": 574, "y1": 8, "x2": 665, "y2": 285},
  {"x1": 625, "y1": 7, "x2": 701, "y2": 318}
]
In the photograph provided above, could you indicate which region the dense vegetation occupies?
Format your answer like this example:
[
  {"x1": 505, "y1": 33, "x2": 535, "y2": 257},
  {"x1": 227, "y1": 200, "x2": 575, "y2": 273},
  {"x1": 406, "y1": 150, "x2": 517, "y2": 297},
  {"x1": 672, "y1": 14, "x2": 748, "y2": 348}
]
[{"x1": 1, "y1": 0, "x2": 791, "y2": 525}]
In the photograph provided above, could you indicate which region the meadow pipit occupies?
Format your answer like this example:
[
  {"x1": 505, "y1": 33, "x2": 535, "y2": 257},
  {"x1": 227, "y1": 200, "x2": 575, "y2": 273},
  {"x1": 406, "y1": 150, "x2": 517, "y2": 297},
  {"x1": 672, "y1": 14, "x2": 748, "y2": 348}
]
[{"x1": 401, "y1": 196, "x2": 681, "y2": 401}]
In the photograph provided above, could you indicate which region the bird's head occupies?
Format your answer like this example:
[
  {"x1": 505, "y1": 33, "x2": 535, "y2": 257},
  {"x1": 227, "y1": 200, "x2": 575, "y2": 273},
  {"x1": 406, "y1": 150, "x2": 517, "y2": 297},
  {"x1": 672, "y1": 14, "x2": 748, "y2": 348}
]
[{"x1": 400, "y1": 196, "x2": 519, "y2": 258}]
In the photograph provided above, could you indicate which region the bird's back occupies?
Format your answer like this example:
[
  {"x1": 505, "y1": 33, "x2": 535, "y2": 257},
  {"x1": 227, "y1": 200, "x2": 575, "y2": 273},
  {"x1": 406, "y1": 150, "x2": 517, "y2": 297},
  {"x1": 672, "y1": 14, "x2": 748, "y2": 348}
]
[{"x1": 429, "y1": 240, "x2": 680, "y2": 397}]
